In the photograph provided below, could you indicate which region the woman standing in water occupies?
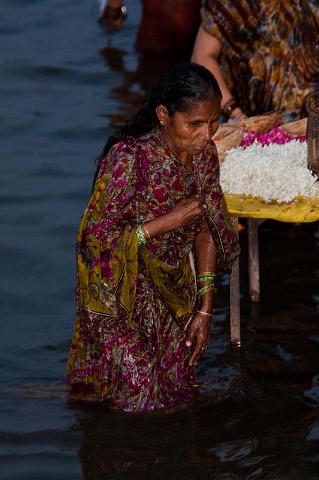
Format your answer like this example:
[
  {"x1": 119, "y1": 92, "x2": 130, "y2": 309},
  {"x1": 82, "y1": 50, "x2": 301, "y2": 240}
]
[{"x1": 66, "y1": 63, "x2": 239, "y2": 412}]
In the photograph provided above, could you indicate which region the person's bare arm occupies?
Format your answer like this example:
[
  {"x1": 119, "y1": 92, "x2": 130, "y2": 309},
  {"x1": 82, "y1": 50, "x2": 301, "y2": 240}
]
[
  {"x1": 142, "y1": 199, "x2": 203, "y2": 240},
  {"x1": 186, "y1": 220, "x2": 217, "y2": 366},
  {"x1": 191, "y1": 24, "x2": 246, "y2": 119}
]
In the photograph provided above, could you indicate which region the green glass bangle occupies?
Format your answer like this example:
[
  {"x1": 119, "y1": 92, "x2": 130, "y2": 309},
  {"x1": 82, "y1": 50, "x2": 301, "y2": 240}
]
[
  {"x1": 136, "y1": 224, "x2": 147, "y2": 246},
  {"x1": 197, "y1": 284, "x2": 218, "y2": 297},
  {"x1": 197, "y1": 275, "x2": 216, "y2": 283},
  {"x1": 197, "y1": 272, "x2": 216, "y2": 280}
]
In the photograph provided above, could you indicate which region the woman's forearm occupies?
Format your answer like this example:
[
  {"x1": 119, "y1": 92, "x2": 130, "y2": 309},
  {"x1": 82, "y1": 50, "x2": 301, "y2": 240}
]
[
  {"x1": 191, "y1": 24, "x2": 246, "y2": 119},
  {"x1": 192, "y1": 54, "x2": 232, "y2": 106},
  {"x1": 194, "y1": 221, "x2": 217, "y2": 312},
  {"x1": 191, "y1": 25, "x2": 233, "y2": 106},
  {"x1": 140, "y1": 198, "x2": 202, "y2": 240},
  {"x1": 142, "y1": 212, "x2": 176, "y2": 239}
]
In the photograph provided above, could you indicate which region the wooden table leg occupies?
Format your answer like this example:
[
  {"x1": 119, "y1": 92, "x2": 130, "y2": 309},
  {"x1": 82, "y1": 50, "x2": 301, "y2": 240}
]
[
  {"x1": 248, "y1": 219, "x2": 261, "y2": 303},
  {"x1": 230, "y1": 217, "x2": 241, "y2": 347}
]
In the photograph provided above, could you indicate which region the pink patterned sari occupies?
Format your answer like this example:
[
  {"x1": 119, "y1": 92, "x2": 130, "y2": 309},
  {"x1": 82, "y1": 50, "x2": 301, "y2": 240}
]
[{"x1": 66, "y1": 128, "x2": 239, "y2": 412}]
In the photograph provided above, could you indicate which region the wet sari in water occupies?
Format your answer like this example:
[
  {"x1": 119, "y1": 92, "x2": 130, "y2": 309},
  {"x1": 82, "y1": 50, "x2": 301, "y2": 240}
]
[{"x1": 66, "y1": 128, "x2": 239, "y2": 412}]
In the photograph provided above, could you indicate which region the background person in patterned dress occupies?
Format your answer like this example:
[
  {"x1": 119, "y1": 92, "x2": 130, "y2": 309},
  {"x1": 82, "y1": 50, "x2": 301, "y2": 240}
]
[{"x1": 192, "y1": 0, "x2": 319, "y2": 120}]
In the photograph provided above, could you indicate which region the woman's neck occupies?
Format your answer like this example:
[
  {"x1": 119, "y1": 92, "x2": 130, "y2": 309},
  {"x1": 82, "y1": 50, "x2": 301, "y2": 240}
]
[
  {"x1": 162, "y1": 130, "x2": 193, "y2": 172},
  {"x1": 178, "y1": 151, "x2": 194, "y2": 173}
]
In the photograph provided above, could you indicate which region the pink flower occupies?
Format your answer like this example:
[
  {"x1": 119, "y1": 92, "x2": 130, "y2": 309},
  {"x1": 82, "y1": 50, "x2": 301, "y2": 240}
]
[
  {"x1": 172, "y1": 179, "x2": 183, "y2": 191},
  {"x1": 240, "y1": 126, "x2": 296, "y2": 148},
  {"x1": 153, "y1": 187, "x2": 166, "y2": 203},
  {"x1": 114, "y1": 178, "x2": 127, "y2": 188},
  {"x1": 140, "y1": 150, "x2": 149, "y2": 170},
  {"x1": 101, "y1": 261, "x2": 113, "y2": 279},
  {"x1": 113, "y1": 165, "x2": 124, "y2": 179}
]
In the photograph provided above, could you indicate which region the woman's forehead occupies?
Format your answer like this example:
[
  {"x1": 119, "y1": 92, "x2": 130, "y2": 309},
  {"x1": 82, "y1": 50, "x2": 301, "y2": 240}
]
[{"x1": 178, "y1": 98, "x2": 220, "y2": 118}]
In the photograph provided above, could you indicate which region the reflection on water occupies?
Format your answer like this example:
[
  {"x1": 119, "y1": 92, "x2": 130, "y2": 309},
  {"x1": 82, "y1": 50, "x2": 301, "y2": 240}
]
[
  {"x1": 100, "y1": 46, "x2": 194, "y2": 128},
  {"x1": 74, "y1": 375, "x2": 319, "y2": 479},
  {"x1": 0, "y1": 0, "x2": 318, "y2": 479}
]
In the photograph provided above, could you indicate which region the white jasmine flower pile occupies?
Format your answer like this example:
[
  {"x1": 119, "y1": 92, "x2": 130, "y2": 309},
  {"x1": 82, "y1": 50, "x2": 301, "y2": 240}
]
[{"x1": 220, "y1": 140, "x2": 319, "y2": 203}]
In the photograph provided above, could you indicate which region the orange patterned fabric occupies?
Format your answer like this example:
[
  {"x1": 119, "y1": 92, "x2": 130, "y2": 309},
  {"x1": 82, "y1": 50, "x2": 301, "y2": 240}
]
[{"x1": 202, "y1": 0, "x2": 319, "y2": 115}]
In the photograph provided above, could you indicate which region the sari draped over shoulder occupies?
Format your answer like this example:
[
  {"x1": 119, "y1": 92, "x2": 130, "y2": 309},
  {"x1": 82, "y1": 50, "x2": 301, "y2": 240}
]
[
  {"x1": 66, "y1": 129, "x2": 239, "y2": 411},
  {"x1": 201, "y1": 0, "x2": 319, "y2": 116}
]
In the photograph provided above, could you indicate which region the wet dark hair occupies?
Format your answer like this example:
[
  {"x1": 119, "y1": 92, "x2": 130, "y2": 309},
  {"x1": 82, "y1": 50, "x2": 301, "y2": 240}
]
[{"x1": 93, "y1": 62, "x2": 221, "y2": 187}]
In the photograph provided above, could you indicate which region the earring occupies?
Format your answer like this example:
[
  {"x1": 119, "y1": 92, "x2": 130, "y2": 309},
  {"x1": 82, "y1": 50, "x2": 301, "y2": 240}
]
[{"x1": 160, "y1": 119, "x2": 165, "y2": 126}]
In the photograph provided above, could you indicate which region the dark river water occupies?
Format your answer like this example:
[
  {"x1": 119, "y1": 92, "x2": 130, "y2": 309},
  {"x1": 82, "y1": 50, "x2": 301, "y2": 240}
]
[{"x1": 1, "y1": 1, "x2": 319, "y2": 479}]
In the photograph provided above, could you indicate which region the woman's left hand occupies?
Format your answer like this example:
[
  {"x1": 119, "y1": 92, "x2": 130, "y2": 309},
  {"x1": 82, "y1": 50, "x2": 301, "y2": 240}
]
[
  {"x1": 185, "y1": 313, "x2": 211, "y2": 366},
  {"x1": 230, "y1": 106, "x2": 247, "y2": 120}
]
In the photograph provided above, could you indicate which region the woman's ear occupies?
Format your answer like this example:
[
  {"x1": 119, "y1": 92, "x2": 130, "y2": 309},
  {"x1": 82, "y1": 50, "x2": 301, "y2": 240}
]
[{"x1": 155, "y1": 105, "x2": 169, "y2": 126}]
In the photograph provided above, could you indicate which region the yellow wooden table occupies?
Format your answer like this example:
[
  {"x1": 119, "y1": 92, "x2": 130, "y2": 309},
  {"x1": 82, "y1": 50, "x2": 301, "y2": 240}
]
[{"x1": 225, "y1": 194, "x2": 319, "y2": 346}]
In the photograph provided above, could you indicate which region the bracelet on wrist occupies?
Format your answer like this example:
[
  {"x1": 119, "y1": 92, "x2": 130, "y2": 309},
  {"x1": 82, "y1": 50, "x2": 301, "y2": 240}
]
[
  {"x1": 197, "y1": 271, "x2": 216, "y2": 279},
  {"x1": 221, "y1": 97, "x2": 240, "y2": 118},
  {"x1": 197, "y1": 309, "x2": 212, "y2": 317},
  {"x1": 197, "y1": 273, "x2": 216, "y2": 283},
  {"x1": 142, "y1": 224, "x2": 151, "y2": 241},
  {"x1": 136, "y1": 224, "x2": 147, "y2": 246},
  {"x1": 197, "y1": 284, "x2": 217, "y2": 297}
]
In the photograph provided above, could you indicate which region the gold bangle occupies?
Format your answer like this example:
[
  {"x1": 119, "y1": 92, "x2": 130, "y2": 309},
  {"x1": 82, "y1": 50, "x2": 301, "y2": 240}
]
[
  {"x1": 197, "y1": 310, "x2": 212, "y2": 317},
  {"x1": 142, "y1": 224, "x2": 151, "y2": 241}
]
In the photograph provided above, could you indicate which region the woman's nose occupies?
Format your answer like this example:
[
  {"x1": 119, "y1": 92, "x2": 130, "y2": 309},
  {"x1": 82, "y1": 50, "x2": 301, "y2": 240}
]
[
  {"x1": 201, "y1": 123, "x2": 211, "y2": 141},
  {"x1": 209, "y1": 121, "x2": 219, "y2": 138}
]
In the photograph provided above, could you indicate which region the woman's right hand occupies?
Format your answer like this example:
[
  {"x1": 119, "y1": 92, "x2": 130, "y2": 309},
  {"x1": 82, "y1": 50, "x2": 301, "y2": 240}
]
[
  {"x1": 168, "y1": 198, "x2": 204, "y2": 229},
  {"x1": 142, "y1": 198, "x2": 206, "y2": 241},
  {"x1": 99, "y1": 1, "x2": 127, "y2": 31}
]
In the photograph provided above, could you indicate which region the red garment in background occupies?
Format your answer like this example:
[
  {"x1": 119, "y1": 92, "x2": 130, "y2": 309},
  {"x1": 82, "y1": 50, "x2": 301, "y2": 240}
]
[{"x1": 136, "y1": 0, "x2": 201, "y2": 53}]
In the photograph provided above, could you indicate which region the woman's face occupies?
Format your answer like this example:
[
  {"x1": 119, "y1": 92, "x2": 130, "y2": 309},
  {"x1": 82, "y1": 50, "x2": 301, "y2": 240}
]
[{"x1": 157, "y1": 98, "x2": 220, "y2": 158}]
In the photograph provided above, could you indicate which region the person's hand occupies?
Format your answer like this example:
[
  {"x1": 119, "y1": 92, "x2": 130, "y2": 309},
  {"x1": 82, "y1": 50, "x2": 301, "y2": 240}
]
[
  {"x1": 168, "y1": 198, "x2": 205, "y2": 229},
  {"x1": 142, "y1": 197, "x2": 207, "y2": 240},
  {"x1": 185, "y1": 312, "x2": 211, "y2": 366},
  {"x1": 230, "y1": 107, "x2": 247, "y2": 120},
  {"x1": 99, "y1": 3, "x2": 127, "y2": 32}
]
